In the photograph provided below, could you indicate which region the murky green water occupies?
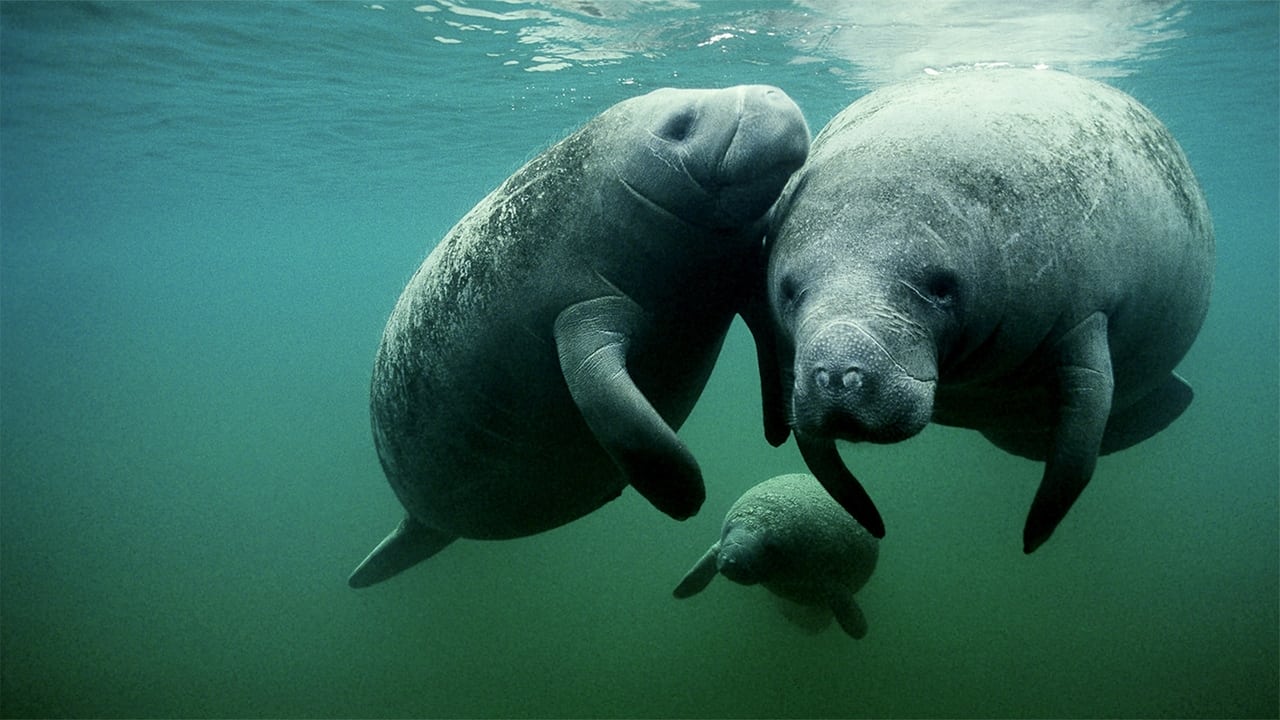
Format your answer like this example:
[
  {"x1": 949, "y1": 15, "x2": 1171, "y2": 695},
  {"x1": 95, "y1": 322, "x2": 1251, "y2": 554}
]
[{"x1": 2, "y1": 2, "x2": 1276, "y2": 717}]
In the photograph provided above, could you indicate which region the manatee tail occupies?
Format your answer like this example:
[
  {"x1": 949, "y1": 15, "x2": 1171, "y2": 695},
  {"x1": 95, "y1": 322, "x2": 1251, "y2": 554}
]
[{"x1": 348, "y1": 516, "x2": 455, "y2": 589}]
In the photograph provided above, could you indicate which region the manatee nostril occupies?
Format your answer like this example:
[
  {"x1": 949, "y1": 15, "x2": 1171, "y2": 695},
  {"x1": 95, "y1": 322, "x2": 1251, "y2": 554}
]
[
  {"x1": 814, "y1": 367, "x2": 831, "y2": 389},
  {"x1": 842, "y1": 367, "x2": 861, "y2": 388},
  {"x1": 812, "y1": 364, "x2": 861, "y2": 392}
]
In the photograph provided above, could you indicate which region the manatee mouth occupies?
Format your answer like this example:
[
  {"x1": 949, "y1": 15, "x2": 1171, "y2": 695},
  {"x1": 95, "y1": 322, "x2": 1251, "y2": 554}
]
[
  {"x1": 795, "y1": 406, "x2": 874, "y2": 443},
  {"x1": 791, "y1": 398, "x2": 928, "y2": 445}
]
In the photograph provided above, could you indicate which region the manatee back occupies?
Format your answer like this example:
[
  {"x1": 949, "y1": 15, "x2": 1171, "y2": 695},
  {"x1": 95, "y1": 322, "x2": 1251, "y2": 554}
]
[{"x1": 369, "y1": 121, "x2": 628, "y2": 539}]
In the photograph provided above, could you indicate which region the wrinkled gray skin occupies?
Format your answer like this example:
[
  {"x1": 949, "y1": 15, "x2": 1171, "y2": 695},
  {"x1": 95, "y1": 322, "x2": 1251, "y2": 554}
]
[
  {"x1": 762, "y1": 68, "x2": 1214, "y2": 554},
  {"x1": 349, "y1": 86, "x2": 810, "y2": 588},
  {"x1": 673, "y1": 473, "x2": 879, "y2": 639}
]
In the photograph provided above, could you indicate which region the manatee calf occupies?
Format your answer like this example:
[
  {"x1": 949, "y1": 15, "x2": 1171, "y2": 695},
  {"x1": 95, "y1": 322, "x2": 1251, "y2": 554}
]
[
  {"x1": 349, "y1": 86, "x2": 810, "y2": 588},
  {"x1": 674, "y1": 473, "x2": 879, "y2": 639},
  {"x1": 762, "y1": 68, "x2": 1214, "y2": 553}
]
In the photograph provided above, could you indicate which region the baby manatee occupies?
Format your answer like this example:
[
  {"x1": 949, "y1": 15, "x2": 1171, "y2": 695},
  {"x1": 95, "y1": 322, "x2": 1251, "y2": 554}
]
[{"x1": 674, "y1": 473, "x2": 880, "y2": 639}]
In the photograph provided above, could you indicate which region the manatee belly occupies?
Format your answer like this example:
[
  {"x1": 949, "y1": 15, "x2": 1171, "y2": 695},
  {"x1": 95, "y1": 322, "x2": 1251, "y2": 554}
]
[
  {"x1": 369, "y1": 283, "x2": 723, "y2": 540},
  {"x1": 370, "y1": 302, "x2": 601, "y2": 538}
]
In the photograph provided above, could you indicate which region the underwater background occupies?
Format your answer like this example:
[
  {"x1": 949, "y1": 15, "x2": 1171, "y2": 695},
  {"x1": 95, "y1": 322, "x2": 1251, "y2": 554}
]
[{"x1": 1, "y1": 1, "x2": 1276, "y2": 717}]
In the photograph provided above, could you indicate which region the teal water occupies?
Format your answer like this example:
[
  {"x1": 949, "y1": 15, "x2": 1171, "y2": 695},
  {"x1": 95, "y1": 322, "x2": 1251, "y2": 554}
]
[{"x1": 1, "y1": 1, "x2": 1276, "y2": 717}]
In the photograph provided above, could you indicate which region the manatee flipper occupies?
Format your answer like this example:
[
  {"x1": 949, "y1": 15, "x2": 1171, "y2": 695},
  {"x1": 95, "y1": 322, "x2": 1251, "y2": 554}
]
[
  {"x1": 1024, "y1": 312, "x2": 1114, "y2": 554},
  {"x1": 796, "y1": 433, "x2": 885, "y2": 538},
  {"x1": 348, "y1": 516, "x2": 456, "y2": 589},
  {"x1": 1100, "y1": 372, "x2": 1193, "y2": 455},
  {"x1": 739, "y1": 249, "x2": 791, "y2": 447},
  {"x1": 555, "y1": 296, "x2": 705, "y2": 520},
  {"x1": 829, "y1": 589, "x2": 869, "y2": 639},
  {"x1": 673, "y1": 542, "x2": 720, "y2": 598}
]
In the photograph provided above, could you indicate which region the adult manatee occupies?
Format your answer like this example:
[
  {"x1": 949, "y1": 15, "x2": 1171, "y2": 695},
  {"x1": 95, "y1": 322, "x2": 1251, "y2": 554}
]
[
  {"x1": 673, "y1": 473, "x2": 880, "y2": 639},
  {"x1": 349, "y1": 85, "x2": 810, "y2": 587},
  {"x1": 762, "y1": 68, "x2": 1213, "y2": 553}
]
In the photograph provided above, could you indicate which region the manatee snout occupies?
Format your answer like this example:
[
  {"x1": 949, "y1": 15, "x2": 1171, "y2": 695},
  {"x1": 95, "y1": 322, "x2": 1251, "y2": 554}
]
[
  {"x1": 712, "y1": 85, "x2": 810, "y2": 226},
  {"x1": 793, "y1": 320, "x2": 936, "y2": 443},
  {"x1": 723, "y1": 85, "x2": 811, "y2": 171},
  {"x1": 636, "y1": 85, "x2": 808, "y2": 229},
  {"x1": 716, "y1": 526, "x2": 768, "y2": 585}
]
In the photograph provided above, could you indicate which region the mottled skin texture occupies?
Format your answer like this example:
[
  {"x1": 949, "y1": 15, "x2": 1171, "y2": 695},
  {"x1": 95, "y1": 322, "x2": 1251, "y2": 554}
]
[
  {"x1": 762, "y1": 68, "x2": 1213, "y2": 553},
  {"x1": 673, "y1": 473, "x2": 879, "y2": 639},
  {"x1": 349, "y1": 86, "x2": 810, "y2": 588}
]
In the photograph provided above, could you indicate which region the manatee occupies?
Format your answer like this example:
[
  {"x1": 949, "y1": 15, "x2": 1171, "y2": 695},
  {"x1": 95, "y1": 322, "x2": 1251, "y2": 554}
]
[
  {"x1": 760, "y1": 68, "x2": 1214, "y2": 553},
  {"x1": 673, "y1": 473, "x2": 879, "y2": 639},
  {"x1": 348, "y1": 86, "x2": 811, "y2": 588}
]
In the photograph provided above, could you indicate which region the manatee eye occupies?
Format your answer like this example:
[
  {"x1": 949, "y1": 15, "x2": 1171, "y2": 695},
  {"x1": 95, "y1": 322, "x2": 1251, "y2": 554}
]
[
  {"x1": 657, "y1": 108, "x2": 696, "y2": 142},
  {"x1": 779, "y1": 274, "x2": 798, "y2": 304},
  {"x1": 903, "y1": 267, "x2": 960, "y2": 311},
  {"x1": 923, "y1": 268, "x2": 960, "y2": 309},
  {"x1": 777, "y1": 274, "x2": 808, "y2": 317}
]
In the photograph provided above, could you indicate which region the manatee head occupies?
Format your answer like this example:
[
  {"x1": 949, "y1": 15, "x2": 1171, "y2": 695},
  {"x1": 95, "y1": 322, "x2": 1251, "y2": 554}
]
[
  {"x1": 613, "y1": 85, "x2": 810, "y2": 231},
  {"x1": 715, "y1": 520, "x2": 779, "y2": 586},
  {"x1": 767, "y1": 170, "x2": 975, "y2": 445}
]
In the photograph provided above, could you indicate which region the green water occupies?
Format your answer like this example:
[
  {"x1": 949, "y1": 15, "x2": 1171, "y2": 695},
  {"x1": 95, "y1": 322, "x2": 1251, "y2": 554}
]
[{"x1": 1, "y1": 1, "x2": 1276, "y2": 717}]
